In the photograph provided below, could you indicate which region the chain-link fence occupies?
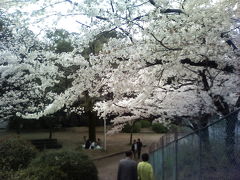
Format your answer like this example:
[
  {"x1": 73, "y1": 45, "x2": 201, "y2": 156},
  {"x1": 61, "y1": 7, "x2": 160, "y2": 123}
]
[{"x1": 149, "y1": 109, "x2": 240, "y2": 180}]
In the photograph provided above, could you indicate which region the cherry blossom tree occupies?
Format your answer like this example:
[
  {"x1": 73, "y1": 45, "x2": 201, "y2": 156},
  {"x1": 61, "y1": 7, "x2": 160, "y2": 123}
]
[
  {"x1": 0, "y1": 11, "x2": 86, "y2": 127},
  {"x1": 1, "y1": 0, "x2": 239, "y2": 136}
]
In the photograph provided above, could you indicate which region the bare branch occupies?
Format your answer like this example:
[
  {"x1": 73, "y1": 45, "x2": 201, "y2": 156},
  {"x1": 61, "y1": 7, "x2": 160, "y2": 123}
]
[
  {"x1": 181, "y1": 58, "x2": 235, "y2": 73},
  {"x1": 96, "y1": 16, "x2": 109, "y2": 21},
  {"x1": 182, "y1": 65, "x2": 199, "y2": 74},
  {"x1": 149, "y1": 0, "x2": 156, "y2": 6},
  {"x1": 110, "y1": 0, "x2": 115, "y2": 12},
  {"x1": 160, "y1": 9, "x2": 185, "y2": 14},
  {"x1": 151, "y1": 33, "x2": 182, "y2": 51},
  {"x1": 157, "y1": 69, "x2": 164, "y2": 86},
  {"x1": 75, "y1": 20, "x2": 91, "y2": 28},
  {"x1": 181, "y1": 58, "x2": 218, "y2": 68}
]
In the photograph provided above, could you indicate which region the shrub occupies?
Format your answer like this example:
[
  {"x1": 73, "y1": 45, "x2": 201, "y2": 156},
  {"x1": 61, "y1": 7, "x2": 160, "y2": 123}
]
[
  {"x1": 16, "y1": 150, "x2": 98, "y2": 180},
  {"x1": 140, "y1": 120, "x2": 151, "y2": 128},
  {"x1": 0, "y1": 170, "x2": 15, "y2": 180},
  {"x1": 152, "y1": 123, "x2": 168, "y2": 133},
  {"x1": 0, "y1": 136, "x2": 37, "y2": 171},
  {"x1": 14, "y1": 166, "x2": 67, "y2": 180},
  {"x1": 168, "y1": 124, "x2": 180, "y2": 132},
  {"x1": 122, "y1": 122, "x2": 141, "y2": 133}
]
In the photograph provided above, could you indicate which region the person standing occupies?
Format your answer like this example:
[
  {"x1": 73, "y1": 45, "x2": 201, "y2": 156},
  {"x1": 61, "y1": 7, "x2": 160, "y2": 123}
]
[
  {"x1": 117, "y1": 151, "x2": 138, "y2": 180},
  {"x1": 85, "y1": 139, "x2": 91, "y2": 149},
  {"x1": 137, "y1": 138, "x2": 143, "y2": 159},
  {"x1": 137, "y1": 153, "x2": 154, "y2": 180},
  {"x1": 131, "y1": 139, "x2": 138, "y2": 159}
]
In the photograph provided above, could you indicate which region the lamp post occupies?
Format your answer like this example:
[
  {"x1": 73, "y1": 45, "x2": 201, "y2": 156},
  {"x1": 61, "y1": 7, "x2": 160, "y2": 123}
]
[{"x1": 104, "y1": 118, "x2": 107, "y2": 151}]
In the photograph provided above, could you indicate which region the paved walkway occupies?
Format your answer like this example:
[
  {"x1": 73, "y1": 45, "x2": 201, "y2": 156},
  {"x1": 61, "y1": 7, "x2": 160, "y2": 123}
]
[
  {"x1": 94, "y1": 146, "x2": 149, "y2": 180},
  {"x1": 94, "y1": 153, "x2": 124, "y2": 180}
]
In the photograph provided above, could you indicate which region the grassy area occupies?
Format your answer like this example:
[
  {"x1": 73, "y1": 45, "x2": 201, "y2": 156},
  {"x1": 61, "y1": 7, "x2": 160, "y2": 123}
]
[{"x1": 0, "y1": 127, "x2": 162, "y2": 159}]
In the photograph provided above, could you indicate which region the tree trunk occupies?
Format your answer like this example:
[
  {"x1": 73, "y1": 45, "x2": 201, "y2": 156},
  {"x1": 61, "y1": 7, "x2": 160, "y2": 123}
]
[
  {"x1": 88, "y1": 111, "x2": 96, "y2": 142},
  {"x1": 49, "y1": 127, "x2": 53, "y2": 139},
  {"x1": 49, "y1": 118, "x2": 53, "y2": 139},
  {"x1": 130, "y1": 130, "x2": 133, "y2": 145},
  {"x1": 129, "y1": 121, "x2": 137, "y2": 145},
  {"x1": 16, "y1": 116, "x2": 21, "y2": 135}
]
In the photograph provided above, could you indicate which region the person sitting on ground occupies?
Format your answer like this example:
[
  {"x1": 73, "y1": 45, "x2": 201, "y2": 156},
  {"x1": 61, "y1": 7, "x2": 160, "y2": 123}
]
[
  {"x1": 95, "y1": 138, "x2": 102, "y2": 149},
  {"x1": 90, "y1": 141, "x2": 96, "y2": 149},
  {"x1": 137, "y1": 153, "x2": 154, "y2": 180},
  {"x1": 96, "y1": 138, "x2": 101, "y2": 146},
  {"x1": 85, "y1": 139, "x2": 91, "y2": 149}
]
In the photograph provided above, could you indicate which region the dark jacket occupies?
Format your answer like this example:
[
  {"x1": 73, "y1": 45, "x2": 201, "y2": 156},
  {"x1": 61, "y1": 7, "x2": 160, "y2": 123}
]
[
  {"x1": 117, "y1": 157, "x2": 138, "y2": 180},
  {"x1": 137, "y1": 141, "x2": 143, "y2": 151},
  {"x1": 131, "y1": 142, "x2": 137, "y2": 152}
]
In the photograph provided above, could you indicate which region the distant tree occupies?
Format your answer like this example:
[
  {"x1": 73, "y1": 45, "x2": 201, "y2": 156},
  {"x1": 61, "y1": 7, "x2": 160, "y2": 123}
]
[{"x1": 46, "y1": 29, "x2": 74, "y2": 53}]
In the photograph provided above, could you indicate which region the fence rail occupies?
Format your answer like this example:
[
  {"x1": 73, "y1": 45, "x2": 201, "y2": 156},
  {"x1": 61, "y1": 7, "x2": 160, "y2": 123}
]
[{"x1": 149, "y1": 109, "x2": 240, "y2": 180}]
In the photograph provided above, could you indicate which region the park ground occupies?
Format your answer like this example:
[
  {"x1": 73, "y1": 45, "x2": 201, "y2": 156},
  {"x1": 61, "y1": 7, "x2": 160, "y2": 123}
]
[{"x1": 0, "y1": 127, "x2": 162, "y2": 180}]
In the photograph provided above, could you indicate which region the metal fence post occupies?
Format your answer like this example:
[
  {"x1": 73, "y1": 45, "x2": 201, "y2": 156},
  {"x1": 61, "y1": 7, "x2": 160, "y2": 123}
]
[
  {"x1": 162, "y1": 137, "x2": 165, "y2": 180},
  {"x1": 198, "y1": 130, "x2": 202, "y2": 180},
  {"x1": 175, "y1": 131, "x2": 178, "y2": 180}
]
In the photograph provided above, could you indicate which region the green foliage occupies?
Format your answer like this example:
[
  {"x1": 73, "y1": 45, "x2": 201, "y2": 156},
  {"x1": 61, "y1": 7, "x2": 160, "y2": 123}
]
[
  {"x1": 140, "y1": 120, "x2": 152, "y2": 128},
  {"x1": 55, "y1": 40, "x2": 74, "y2": 53},
  {"x1": 152, "y1": 123, "x2": 168, "y2": 133},
  {"x1": 122, "y1": 122, "x2": 141, "y2": 133},
  {"x1": 0, "y1": 137, "x2": 37, "y2": 171},
  {"x1": 0, "y1": 169, "x2": 15, "y2": 180},
  {"x1": 81, "y1": 30, "x2": 121, "y2": 59},
  {"x1": 168, "y1": 124, "x2": 179, "y2": 132},
  {"x1": 46, "y1": 29, "x2": 74, "y2": 53},
  {"x1": 14, "y1": 166, "x2": 67, "y2": 180},
  {"x1": 168, "y1": 124, "x2": 193, "y2": 133},
  {"x1": 16, "y1": 150, "x2": 98, "y2": 180}
]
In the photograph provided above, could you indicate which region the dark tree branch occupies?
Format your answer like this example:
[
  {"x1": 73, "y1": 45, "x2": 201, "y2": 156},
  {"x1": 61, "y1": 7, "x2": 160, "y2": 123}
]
[
  {"x1": 198, "y1": 69, "x2": 210, "y2": 91},
  {"x1": 151, "y1": 34, "x2": 182, "y2": 51},
  {"x1": 226, "y1": 39, "x2": 237, "y2": 50},
  {"x1": 132, "y1": 1, "x2": 150, "y2": 8},
  {"x1": 132, "y1": 15, "x2": 147, "y2": 21},
  {"x1": 96, "y1": 16, "x2": 109, "y2": 21},
  {"x1": 220, "y1": 32, "x2": 238, "y2": 50},
  {"x1": 178, "y1": 82, "x2": 195, "y2": 89},
  {"x1": 181, "y1": 58, "x2": 218, "y2": 69},
  {"x1": 181, "y1": 58, "x2": 235, "y2": 73},
  {"x1": 118, "y1": 27, "x2": 133, "y2": 42},
  {"x1": 160, "y1": 9, "x2": 185, "y2": 14},
  {"x1": 157, "y1": 69, "x2": 164, "y2": 86},
  {"x1": 212, "y1": 95, "x2": 230, "y2": 115},
  {"x1": 75, "y1": 20, "x2": 90, "y2": 28},
  {"x1": 145, "y1": 59, "x2": 163, "y2": 67},
  {"x1": 149, "y1": 0, "x2": 156, "y2": 6},
  {"x1": 236, "y1": 96, "x2": 240, "y2": 108},
  {"x1": 182, "y1": 65, "x2": 199, "y2": 74},
  {"x1": 65, "y1": 0, "x2": 73, "y2": 3},
  {"x1": 181, "y1": 0, "x2": 187, "y2": 9},
  {"x1": 205, "y1": 69, "x2": 214, "y2": 88},
  {"x1": 110, "y1": 0, "x2": 115, "y2": 12}
]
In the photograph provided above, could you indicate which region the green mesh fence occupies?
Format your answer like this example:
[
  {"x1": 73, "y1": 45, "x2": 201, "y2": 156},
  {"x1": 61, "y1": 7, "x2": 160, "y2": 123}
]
[{"x1": 149, "y1": 109, "x2": 240, "y2": 180}]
